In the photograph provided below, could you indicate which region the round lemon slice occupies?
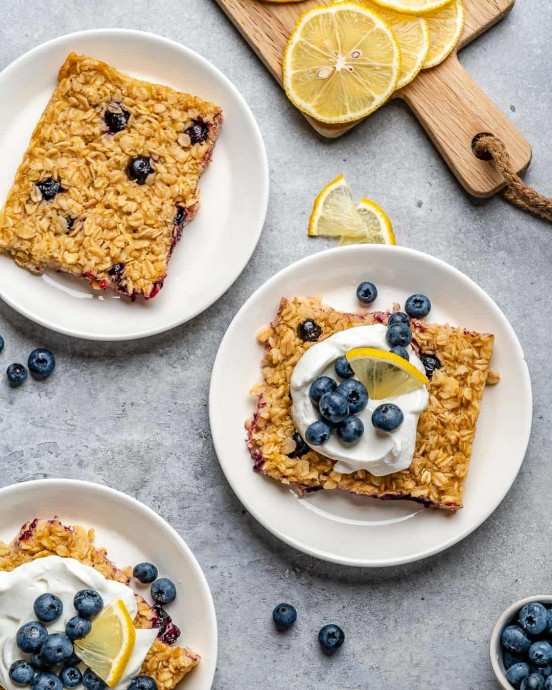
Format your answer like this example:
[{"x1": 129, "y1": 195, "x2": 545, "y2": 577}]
[
  {"x1": 370, "y1": 0, "x2": 453, "y2": 14},
  {"x1": 346, "y1": 347, "x2": 428, "y2": 399},
  {"x1": 283, "y1": 3, "x2": 400, "y2": 124},
  {"x1": 75, "y1": 599, "x2": 136, "y2": 687},
  {"x1": 423, "y1": 0, "x2": 464, "y2": 69},
  {"x1": 308, "y1": 174, "x2": 367, "y2": 239}
]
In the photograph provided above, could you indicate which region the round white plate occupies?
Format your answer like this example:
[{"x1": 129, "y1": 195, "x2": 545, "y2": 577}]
[
  {"x1": 0, "y1": 30, "x2": 268, "y2": 340},
  {"x1": 0, "y1": 479, "x2": 217, "y2": 689},
  {"x1": 209, "y1": 245, "x2": 532, "y2": 567}
]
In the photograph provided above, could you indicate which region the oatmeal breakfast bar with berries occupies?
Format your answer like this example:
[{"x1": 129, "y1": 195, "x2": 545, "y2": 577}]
[
  {"x1": 0, "y1": 519, "x2": 199, "y2": 689},
  {"x1": 246, "y1": 297, "x2": 498, "y2": 512},
  {"x1": 0, "y1": 52, "x2": 222, "y2": 299}
]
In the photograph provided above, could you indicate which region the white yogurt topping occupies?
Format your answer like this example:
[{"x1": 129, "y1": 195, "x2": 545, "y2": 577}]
[
  {"x1": 0, "y1": 557, "x2": 157, "y2": 690},
  {"x1": 290, "y1": 324, "x2": 429, "y2": 477}
]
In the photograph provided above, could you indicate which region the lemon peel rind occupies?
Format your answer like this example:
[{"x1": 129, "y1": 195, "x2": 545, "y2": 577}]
[{"x1": 370, "y1": 0, "x2": 453, "y2": 16}]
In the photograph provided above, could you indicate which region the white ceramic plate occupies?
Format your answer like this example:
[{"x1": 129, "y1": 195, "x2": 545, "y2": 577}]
[
  {"x1": 0, "y1": 30, "x2": 268, "y2": 340},
  {"x1": 209, "y1": 245, "x2": 532, "y2": 567},
  {"x1": 0, "y1": 479, "x2": 217, "y2": 689}
]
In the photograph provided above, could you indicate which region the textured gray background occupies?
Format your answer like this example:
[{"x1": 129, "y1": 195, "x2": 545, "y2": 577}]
[{"x1": 0, "y1": 1, "x2": 550, "y2": 688}]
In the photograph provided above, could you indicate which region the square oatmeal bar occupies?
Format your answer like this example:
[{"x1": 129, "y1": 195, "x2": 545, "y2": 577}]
[
  {"x1": 246, "y1": 297, "x2": 497, "y2": 511},
  {"x1": 0, "y1": 53, "x2": 222, "y2": 299}
]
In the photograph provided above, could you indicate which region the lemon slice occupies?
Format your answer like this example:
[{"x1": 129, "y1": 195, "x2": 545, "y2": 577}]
[
  {"x1": 346, "y1": 347, "x2": 428, "y2": 399},
  {"x1": 423, "y1": 0, "x2": 464, "y2": 69},
  {"x1": 75, "y1": 600, "x2": 136, "y2": 687},
  {"x1": 283, "y1": 3, "x2": 400, "y2": 124},
  {"x1": 308, "y1": 174, "x2": 367, "y2": 239},
  {"x1": 339, "y1": 199, "x2": 396, "y2": 245},
  {"x1": 370, "y1": 0, "x2": 453, "y2": 14}
]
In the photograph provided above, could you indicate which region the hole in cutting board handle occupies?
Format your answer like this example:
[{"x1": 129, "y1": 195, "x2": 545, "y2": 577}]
[{"x1": 472, "y1": 132, "x2": 495, "y2": 161}]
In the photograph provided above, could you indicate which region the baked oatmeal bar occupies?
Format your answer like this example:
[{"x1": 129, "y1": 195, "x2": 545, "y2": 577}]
[
  {"x1": 0, "y1": 519, "x2": 199, "y2": 689},
  {"x1": 0, "y1": 53, "x2": 222, "y2": 299},
  {"x1": 246, "y1": 297, "x2": 497, "y2": 511}
]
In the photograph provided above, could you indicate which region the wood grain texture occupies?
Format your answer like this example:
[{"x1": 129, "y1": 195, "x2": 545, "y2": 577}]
[{"x1": 215, "y1": 0, "x2": 532, "y2": 197}]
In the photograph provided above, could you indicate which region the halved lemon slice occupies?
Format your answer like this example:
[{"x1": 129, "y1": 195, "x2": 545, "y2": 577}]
[
  {"x1": 339, "y1": 199, "x2": 396, "y2": 245},
  {"x1": 346, "y1": 347, "x2": 428, "y2": 399},
  {"x1": 308, "y1": 174, "x2": 367, "y2": 239},
  {"x1": 283, "y1": 3, "x2": 400, "y2": 124},
  {"x1": 75, "y1": 600, "x2": 136, "y2": 687},
  {"x1": 370, "y1": 0, "x2": 453, "y2": 15},
  {"x1": 423, "y1": 0, "x2": 464, "y2": 69}
]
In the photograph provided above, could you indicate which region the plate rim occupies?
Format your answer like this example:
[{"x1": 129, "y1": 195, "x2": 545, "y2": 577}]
[
  {"x1": 209, "y1": 244, "x2": 533, "y2": 567},
  {"x1": 0, "y1": 28, "x2": 269, "y2": 341}
]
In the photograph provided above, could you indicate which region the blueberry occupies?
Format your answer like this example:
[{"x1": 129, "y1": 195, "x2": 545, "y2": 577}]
[
  {"x1": 7, "y1": 363, "x2": 28, "y2": 386},
  {"x1": 64, "y1": 217, "x2": 75, "y2": 232},
  {"x1": 32, "y1": 673, "x2": 63, "y2": 690},
  {"x1": 386, "y1": 323, "x2": 412, "y2": 348},
  {"x1": 185, "y1": 119, "x2": 209, "y2": 145},
  {"x1": 520, "y1": 603, "x2": 549, "y2": 636},
  {"x1": 65, "y1": 616, "x2": 91, "y2": 641},
  {"x1": 507, "y1": 663, "x2": 531, "y2": 689},
  {"x1": 151, "y1": 578, "x2": 176, "y2": 605},
  {"x1": 173, "y1": 207, "x2": 188, "y2": 232},
  {"x1": 420, "y1": 353, "x2": 441, "y2": 379},
  {"x1": 388, "y1": 312, "x2": 411, "y2": 327},
  {"x1": 544, "y1": 667, "x2": 552, "y2": 679},
  {"x1": 319, "y1": 392, "x2": 349, "y2": 424},
  {"x1": 372, "y1": 404, "x2": 404, "y2": 432},
  {"x1": 82, "y1": 670, "x2": 105, "y2": 690},
  {"x1": 337, "y1": 416, "x2": 364, "y2": 444},
  {"x1": 502, "y1": 626, "x2": 533, "y2": 655},
  {"x1": 0, "y1": 335, "x2": 4, "y2": 351},
  {"x1": 133, "y1": 563, "x2": 159, "y2": 584},
  {"x1": 272, "y1": 603, "x2": 297, "y2": 631},
  {"x1": 28, "y1": 349, "x2": 56, "y2": 380},
  {"x1": 356, "y1": 282, "x2": 377, "y2": 305},
  {"x1": 59, "y1": 667, "x2": 82, "y2": 689},
  {"x1": 522, "y1": 674, "x2": 545, "y2": 690},
  {"x1": 318, "y1": 624, "x2": 345, "y2": 654},
  {"x1": 9, "y1": 660, "x2": 36, "y2": 686},
  {"x1": 530, "y1": 642, "x2": 552, "y2": 667},
  {"x1": 127, "y1": 157, "x2": 154, "y2": 185},
  {"x1": 36, "y1": 179, "x2": 63, "y2": 201},
  {"x1": 405, "y1": 293, "x2": 431, "y2": 318},
  {"x1": 390, "y1": 346, "x2": 409, "y2": 361},
  {"x1": 63, "y1": 654, "x2": 81, "y2": 669},
  {"x1": 298, "y1": 319, "x2": 322, "y2": 342},
  {"x1": 545, "y1": 678, "x2": 552, "y2": 690},
  {"x1": 335, "y1": 356, "x2": 354, "y2": 379},
  {"x1": 16, "y1": 621, "x2": 48, "y2": 653},
  {"x1": 288, "y1": 432, "x2": 309, "y2": 458},
  {"x1": 305, "y1": 420, "x2": 332, "y2": 446},
  {"x1": 104, "y1": 103, "x2": 130, "y2": 133},
  {"x1": 108, "y1": 263, "x2": 125, "y2": 283},
  {"x1": 309, "y1": 376, "x2": 337, "y2": 405},
  {"x1": 34, "y1": 593, "x2": 63, "y2": 622},
  {"x1": 40, "y1": 633, "x2": 74, "y2": 666},
  {"x1": 74, "y1": 589, "x2": 103, "y2": 618},
  {"x1": 504, "y1": 651, "x2": 524, "y2": 670},
  {"x1": 335, "y1": 380, "x2": 368, "y2": 415},
  {"x1": 31, "y1": 653, "x2": 55, "y2": 672},
  {"x1": 128, "y1": 677, "x2": 157, "y2": 690}
]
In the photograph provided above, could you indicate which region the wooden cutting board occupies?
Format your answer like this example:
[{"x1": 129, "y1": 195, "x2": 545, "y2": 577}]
[{"x1": 214, "y1": 0, "x2": 531, "y2": 198}]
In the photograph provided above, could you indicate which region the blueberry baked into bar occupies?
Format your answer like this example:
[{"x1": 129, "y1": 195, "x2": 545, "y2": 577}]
[{"x1": 0, "y1": 53, "x2": 222, "y2": 299}]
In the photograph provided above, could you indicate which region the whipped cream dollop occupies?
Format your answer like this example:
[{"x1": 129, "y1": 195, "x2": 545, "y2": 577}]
[
  {"x1": 0, "y1": 557, "x2": 157, "y2": 690},
  {"x1": 290, "y1": 324, "x2": 429, "y2": 476}
]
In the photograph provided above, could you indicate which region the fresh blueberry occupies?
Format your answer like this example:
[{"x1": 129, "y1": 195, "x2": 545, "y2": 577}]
[
  {"x1": 337, "y1": 416, "x2": 364, "y2": 444},
  {"x1": 59, "y1": 667, "x2": 82, "y2": 689},
  {"x1": 133, "y1": 563, "x2": 159, "y2": 584},
  {"x1": 0, "y1": 335, "x2": 4, "y2": 352},
  {"x1": 82, "y1": 670, "x2": 106, "y2": 690},
  {"x1": 7, "y1": 363, "x2": 28, "y2": 386},
  {"x1": 63, "y1": 654, "x2": 81, "y2": 669},
  {"x1": 104, "y1": 103, "x2": 130, "y2": 133},
  {"x1": 298, "y1": 319, "x2": 322, "y2": 342},
  {"x1": 28, "y1": 349, "x2": 56, "y2": 380},
  {"x1": 372, "y1": 404, "x2": 404, "y2": 432},
  {"x1": 31, "y1": 653, "x2": 55, "y2": 672},
  {"x1": 319, "y1": 392, "x2": 349, "y2": 424},
  {"x1": 318, "y1": 624, "x2": 345, "y2": 654},
  {"x1": 502, "y1": 626, "x2": 532, "y2": 655},
  {"x1": 128, "y1": 677, "x2": 157, "y2": 690},
  {"x1": 272, "y1": 603, "x2": 297, "y2": 632},
  {"x1": 335, "y1": 356, "x2": 354, "y2": 379},
  {"x1": 185, "y1": 119, "x2": 209, "y2": 145},
  {"x1": 16, "y1": 621, "x2": 48, "y2": 653},
  {"x1": 546, "y1": 609, "x2": 552, "y2": 636},
  {"x1": 32, "y1": 673, "x2": 63, "y2": 690},
  {"x1": 151, "y1": 578, "x2": 177, "y2": 605},
  {"x1": 390, "y1": 346, "x2": 409, "y2": 361},
  {"x1": 40, "y1": 634, "x2": 74, "y2": 666},
  {"x1": 126, "y1": 157, "x2": 154, "y2": 185},
  {"x1": 388, "y1": 312, "x2": 411, "y2": 327},
  {"x1": 336, "y1": 380, "x2": 368, "y2": 415},
  {"x1": 386, "y1": 323, "x2": 412, "y2": 348},
  {"x1": 530, "y1": 642, "x2": 552, "y2": 667},
  {"x1": 288, "y1": 432, "x2": 309, "y2": 458},
  {"x1": 507, "y1": 663, "x2": 531, "y2": 689},
  {"x1": 420, "y1": 353, "x2": 441, "y2": 379},
  {"x1": 309, "y1": 376, "x2": 337, "y2": 405},
  {"x1": 65, "y1": 616, "x2": 91, "y2": 641},
  {"x1": 522, "y1": 674, "x2": 545, "y2": 690},
  {"x1": 9, "y1": 660, "x2": 36, "y2": 686},
  {"x1": 405, "y1": 293, "x2": 431, "y2": 318},
  {"x1": 34, "y1": 593, "x2": 63, "y2": 622},
  {"x1": 504, "y1": 651, "x2": 524, "y2": 670},
  {"x1": 520, "y1": 603, "x2": 549, "y2": 636},
  {"x1": 305, "y1": 420, "x2": 332, "y2": 446},
  {"x1": 36, "y1": 179, "x2": 63, "y2": 201},
  {"x1": 74, "y1": 589, "x2": 103, "y2": 618},
  {"x1": 356, "y1": 282, "x2": 377, "y2": 305}
]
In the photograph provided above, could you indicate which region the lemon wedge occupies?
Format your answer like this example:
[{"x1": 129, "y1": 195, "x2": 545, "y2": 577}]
[
  {"x1": 346, "y1": 347, "x2": 428, "y2": 399},
  {"x1": 283, "y1": 2, "x2": 400, "y2": 124},
  {"x1": 370, "y1": 0, "x2": 453, "y2": 14},
  {"x1": 308, "y1": 174, "x2": 367, "y2": 239},
  {"x1": 355, "y1": 198, "x2": 396, "y2": 244},
  {"x1": 423, "y1": 0, "x2": 464, "y2": 69},
  {"x1": 74, "y1": 599, "x2": 136, "y2": 687}
]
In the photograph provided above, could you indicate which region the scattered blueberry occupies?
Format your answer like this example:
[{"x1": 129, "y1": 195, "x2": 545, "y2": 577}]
[
  {"x1": 319, "y1": 391, "x2": 349, "y2": 424},
  {"x1": 405, "y1": 294, "x2": 431, "y2": 318},
  {"x1": 504, "y1": 651, "x2": 524, "y2": 670},
  {"x1": 9, "y1": 660, "x2": 36, "y2": 686},
  {"x1": 502, "y1": 626, "x2": 532, "y2": 655},
  {"x1": 63, "y1": 654, "x2": 81, "y2": 669},
  {"x1": 0, "y1": 335, "x2": 4, "y2": 352},
  {"x1": 272, "y1": 603, "x2": 297, "y2": 632},
  {"x1": 522, "y1": 674, "x2": 545, "y2": 690},
  {"x1": 288, "y1": 432, "x2": 309, "y2": 458},
  {"x1": 133, "y1": 562, "x2": 159, "y2": 584},
  {"x1": 40, "y1": 633, "x2": 74, "y2": 666},
  {"x1": 7, "y1": 363, "x2": 28, "y2": 387},
  {"x1": 356, "y1": 282, "x2": 378, "y2": 305},
  {"x1": 74, "y1": 589, "x2": 103, "y2": 619},
  {"x1": 506, "y1": 663, "x2": 531, "y2": 689},
  {"x1": 104, "y1": 103, "x2": 130, "y2": 133},
  {"x1": 388, "y1": 312, "x2": 411, "y2": 327},
  {"x1": 420, "y1": 353, "x2": 441, "y2": 379},
  {"x1": 305, "y1": 420, "x2": 332, "y2": 446},
  {"x1": 31, "y1": 653, "x2": 55, "y2": 672},
  {"x1": 298, "y1": 319, "x2": 322, "y2": 342},
  {"x1": 520, "y1": 603, "x2": 549, "y2": 636},
  {"x1": 185, "y1": 119, "x2": 209, "y2": 145},
  {"x1": 16, "y1": 621, "x2": 48, "y2": 653},
  {"x1": 318, "y1": 624, "x2": 345, "y2": 654},
  {"x1": 32, "y1": 673, "x2": 63, "y2": 690},
  {"x1": 390, "y1": 346, "x2": 409, "y2": 361},
  {"x1": 336, "y1": 380, "x2": 368, "y2": 415},
  {"x1": 386, "y1": 323, "x2": 412, "y2": 348},
  {"x1": 337, "y1": 416, "x2": 364, "y2": 444},
  {"x1": 59, "y1": 667, "x2": 82, "y2": 689},
  {"x1": 530, "y1": 642, "x2": 552, "y2": 667},
  {"x1": 372, "y1": 404, "x2": 404, "y2": 432},
  {"x1": 309, "y1": 376, "x2": 337, "y2": 405},
  {"x1": 28, "y1": 349, "x2": 56, "y2": 380},
  {"x1": 128, "y1": 677, "x2": 158, "y2": 690},
  {"x1": 334, "y1": 356, "x2": 354, "y2": 379},
  {"x1": 65, "y1": 616, "x2": 91, "y2": 641},
  {"x1": 127, "y1": 157, "x2": 154, "y2": 185},
  {"x1": 151, "y1": 578, "x2": 177, "y2": 605},
  {"x1": 34, "y1": 593, "x2": 63, "y2": 622},
  {"x1": 82, "y1": 669, "x2": 106, "y2": 690},
  {"x1": 36, "y1": 179, "x2": 63, "y2": 202}
]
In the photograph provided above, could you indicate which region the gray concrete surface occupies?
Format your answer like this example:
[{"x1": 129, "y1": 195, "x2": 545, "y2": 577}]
[{"x1": 0, "y1": 1, "x2": 550, "y2": 688}]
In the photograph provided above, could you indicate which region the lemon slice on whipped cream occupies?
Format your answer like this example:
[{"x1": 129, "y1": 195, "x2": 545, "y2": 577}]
[{"x1": 346, "y1": 347, "x2": 429, "y2": 399}]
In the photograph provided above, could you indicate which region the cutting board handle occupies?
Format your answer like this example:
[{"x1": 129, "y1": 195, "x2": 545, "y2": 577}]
[{"x1": 398, "y1": 55, "x2": 532, "y2": 198}]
